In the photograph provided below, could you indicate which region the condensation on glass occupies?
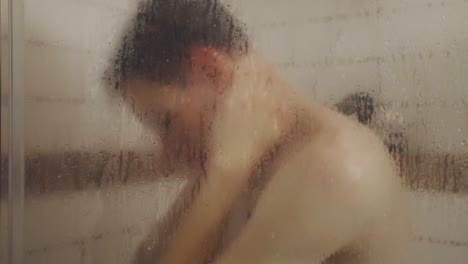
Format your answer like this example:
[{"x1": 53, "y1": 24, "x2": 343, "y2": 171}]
[
  {"x1": 0, "y1": 0, "x2": 467, "y2": 264},
  {"x1": 1, "y1": 0, "x2": 26, "y2": 264}
]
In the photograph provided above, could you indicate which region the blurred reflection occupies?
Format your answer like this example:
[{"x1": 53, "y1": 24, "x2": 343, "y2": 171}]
[{"x1": 106, "y1": 1, "x2": 410, "y2": 263}]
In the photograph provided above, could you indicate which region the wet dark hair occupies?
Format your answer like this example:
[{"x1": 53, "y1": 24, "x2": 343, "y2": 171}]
[{"x1": 106, "y1": 0, "x2": 249, "y2": 90}]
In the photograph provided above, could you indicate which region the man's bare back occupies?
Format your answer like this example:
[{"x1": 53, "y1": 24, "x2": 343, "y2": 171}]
[{"x1": 213, "y1": 102, "x2": 409, "y2": 264}]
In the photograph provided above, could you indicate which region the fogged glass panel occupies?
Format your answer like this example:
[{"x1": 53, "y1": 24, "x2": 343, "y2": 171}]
[
  {"x1": 1, "y1": 0, "x2": 10, "y2": 262},
  {"x1": 6, "y1": 0, "x2": 468, "y2": 263}
]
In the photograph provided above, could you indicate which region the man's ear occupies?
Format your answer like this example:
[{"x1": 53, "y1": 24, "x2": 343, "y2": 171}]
[{"x1": 189, "y1": 46, "x2": 234, "y2": 92}]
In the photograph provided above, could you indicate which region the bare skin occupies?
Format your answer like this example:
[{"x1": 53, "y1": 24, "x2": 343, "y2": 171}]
[{"x1": 123, "y1": 49, "x2": 410, "y2": 264}]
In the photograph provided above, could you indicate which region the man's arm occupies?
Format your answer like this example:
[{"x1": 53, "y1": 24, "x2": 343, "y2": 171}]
[
  {"x1": 157, "y1": 161, "x2": 254, "y2": 264},
  {"x1": 132, "y1": 176, "x2": 203, "y2": 264},
  {"x1": 155, "y1": 84, "x2": 299, "y2": 264}
]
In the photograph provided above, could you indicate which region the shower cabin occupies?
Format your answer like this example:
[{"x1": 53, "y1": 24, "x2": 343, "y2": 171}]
[{"x1": 1, "y1": 0, "x2": 468, "y2": 263}]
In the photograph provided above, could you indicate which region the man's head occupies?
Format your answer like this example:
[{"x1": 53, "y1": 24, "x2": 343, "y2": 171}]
[{"x1": 106, "y1": 0, "x2": 249, "y2": 155}]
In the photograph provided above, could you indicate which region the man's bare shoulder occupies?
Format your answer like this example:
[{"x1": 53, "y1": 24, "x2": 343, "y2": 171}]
[
  {"x1": 309, "y1": 103, "x2": 392, "y2": 161},
  {"x1": 300, "y1": 103, "x2": 401, "y2": 193}
]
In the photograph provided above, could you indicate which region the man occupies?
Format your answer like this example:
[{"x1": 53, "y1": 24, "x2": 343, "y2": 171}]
[{"x1": 106, "y1": 1, "x2": 410, "y2": 263}]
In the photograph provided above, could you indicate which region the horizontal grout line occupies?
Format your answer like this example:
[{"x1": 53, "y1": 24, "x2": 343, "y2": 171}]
[
  {"x1": 31, "y1": 0, "x2": 129, "y2": 17},
  {"x1": 24, "y1": 95, "x2": 92, "y2": 105},
  {"x1": 25, "y1": 225, "x2": 142, "y2": 255},
  {"x1": 26, "y1": 38, "x2": 100, "y2": 56},
  {"x1": 414, "y1": 235, "x2": 468, "y2": 247},
  {"x1": 274, "y1": 48, "x2": 468, "y2": 70},
  {"x1": 256, "y1": 0, "x2": 459, "y2": 30},
  {"x1": 69, "y1": 0, "x2": 129, "y2": 15},
  {"x1": 2, "y1": 95, "x2": 465, "y2": 109},
  {"x1": 24, "y1": 228, "x2": 468, "y2": 256}
]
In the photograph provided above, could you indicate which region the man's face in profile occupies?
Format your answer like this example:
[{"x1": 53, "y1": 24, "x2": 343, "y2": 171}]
[
  {"x1": 121, "y1": 49, "x2": 231, "y2": 156},
  {"x1": 122, "y1": 78, "x2": 210, "y2": 152}
]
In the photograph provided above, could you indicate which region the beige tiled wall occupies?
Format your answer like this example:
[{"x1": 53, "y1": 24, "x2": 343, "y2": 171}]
[
  {"x1": 1, "y1": 0, "x2": 468, "y2": 263},
  {"x1": 21, "y1": 180, "x2": 184, "y2": 264},
  {"x1": 17, "y1": 187, "x2": 468, "y2": 264},
  {"x1": 234, "y1": 0, "x2": 468, "y2": 154},
  {"x1": 1, "y1": 0, "x2": 467, "y2": 154}
]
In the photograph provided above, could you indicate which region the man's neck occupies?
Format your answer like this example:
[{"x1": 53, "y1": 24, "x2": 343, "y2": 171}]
[{"x1": 232, "y1": 54, "x2": 309, "y2": 136}]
